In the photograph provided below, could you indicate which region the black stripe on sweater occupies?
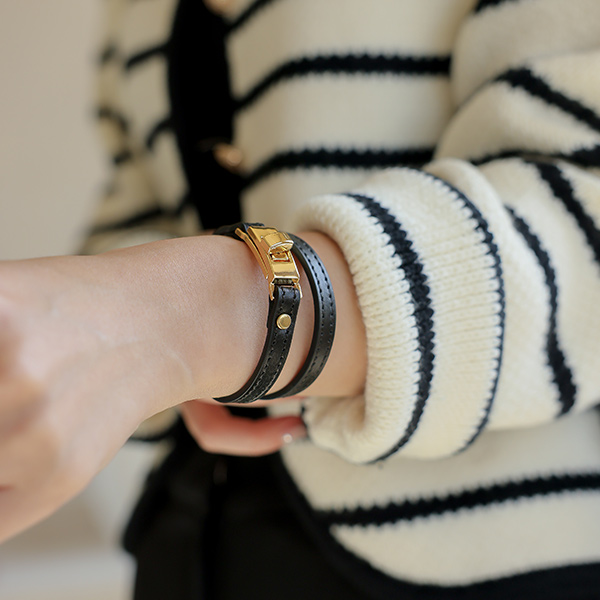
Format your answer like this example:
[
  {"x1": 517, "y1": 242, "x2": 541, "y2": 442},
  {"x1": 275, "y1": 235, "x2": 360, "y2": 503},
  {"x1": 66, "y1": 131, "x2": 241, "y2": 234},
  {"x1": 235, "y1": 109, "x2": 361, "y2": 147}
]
[
  {"x1": 507, "y1": 207, "x2": 577, "y2": 416},
  {"x1": 124, "y1": 42, "x2": 168, "y2": 70},
  {"x1": 145, "y1": 117, "x2": 173, "y2": 151},
  {"x1": 226, "y1": 0, "x2": 278, "y2": 34},
  {"x1": 271, "y1": 453, "x2": 600, "y2": 600},
  {"x1": 112, "y1": 149, "x2": 133, "y2": 167},
  {"x1": 87, "y1": 194, "x2": 190, "y2": 236},
  {"x1": 89, "y1": 207, "x2": 165, "y2": 235},
  {"x1": 316, "y1": 472, "x2": 600, "y2": 527},
  {"x1": 423, "y1": 172, "x2": 505, "y2": 450},
  {"x1": 534, "y1": 162, "x2": 600, "y2": 268},
  {"x1": 473, "y1": 0, "x2": 521, "y2": 13},
  {"x1": 470, "y1": 146, "x2": 600, "y2": 168},
  {"x1": 97, "y1": 106, "x2": 129, "y2": 134},
  {"x1": 236, "y1": 54, "x2": 451, "y2": 111},
  {"x1": 496, "y1": 68, "x2": 600, "y2": 135},
  {"x1": 99, "y1": 44, "x2": 118, "y2": 65},
  {"x1": 245, "y1": 147, "x2": 434, "y2": 187},
  {"x1": 346, "y1": 193, "x2": 435, "y2": 460}
]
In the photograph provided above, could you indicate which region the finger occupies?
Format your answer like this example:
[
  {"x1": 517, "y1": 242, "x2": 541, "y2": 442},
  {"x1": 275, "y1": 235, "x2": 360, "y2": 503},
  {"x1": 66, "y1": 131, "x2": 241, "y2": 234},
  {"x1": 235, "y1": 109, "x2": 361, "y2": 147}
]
[{"x1": 180, "y1": 400, "x2": 306, "y2": 457}]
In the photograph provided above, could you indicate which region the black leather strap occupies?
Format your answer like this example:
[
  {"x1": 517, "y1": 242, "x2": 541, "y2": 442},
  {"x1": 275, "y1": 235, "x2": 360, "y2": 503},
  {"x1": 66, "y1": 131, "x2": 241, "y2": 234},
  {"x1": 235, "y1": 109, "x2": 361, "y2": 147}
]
[
  {"x1": 262, "y1": 234, "x2": 336, "y2": 399},
  {"x1": 212, "y1": 223, "x2": 336, "y2": 403},
  {"x1": 212, "y1": 223, "x2": 300, "y2": 404}
]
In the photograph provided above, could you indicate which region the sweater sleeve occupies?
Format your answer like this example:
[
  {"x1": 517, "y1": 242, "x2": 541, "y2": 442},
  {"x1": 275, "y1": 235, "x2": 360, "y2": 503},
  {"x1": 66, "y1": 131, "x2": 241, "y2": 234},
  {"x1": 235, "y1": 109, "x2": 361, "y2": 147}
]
[{"x1": 289, "y1": 0, "x2": 600, "y2": 463}]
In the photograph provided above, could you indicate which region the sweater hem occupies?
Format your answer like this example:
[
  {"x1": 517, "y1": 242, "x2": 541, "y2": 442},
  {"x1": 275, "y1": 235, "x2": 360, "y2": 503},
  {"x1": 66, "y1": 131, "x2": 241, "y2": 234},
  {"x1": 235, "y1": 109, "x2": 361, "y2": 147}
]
[{"x1": 270, "y1": 452, "x2": 600, "y2": 600}]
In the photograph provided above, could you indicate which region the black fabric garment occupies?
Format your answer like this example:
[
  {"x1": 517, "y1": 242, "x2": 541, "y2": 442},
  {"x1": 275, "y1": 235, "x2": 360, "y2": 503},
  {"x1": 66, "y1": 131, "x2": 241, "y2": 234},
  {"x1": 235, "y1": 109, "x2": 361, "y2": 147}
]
[
  {"x1": 125, "y1": 420, "x2": 376, "y2": 600},
  {"x1": 125, "y1": 417, "x2": 600, "y2": 600},
  {"x1": 209, "y1": 454, "x2": 379, "y2": 600},
  {"x1": 125, "y1": 421, "x2": 209, "y2": 600},
  {"x1": 167, "y1": 0, "x2": 241, "y2": 229}
]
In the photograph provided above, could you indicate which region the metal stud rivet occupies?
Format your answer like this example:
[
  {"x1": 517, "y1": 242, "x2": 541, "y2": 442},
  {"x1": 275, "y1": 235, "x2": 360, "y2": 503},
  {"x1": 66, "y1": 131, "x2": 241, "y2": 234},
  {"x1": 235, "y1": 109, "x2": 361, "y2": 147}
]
[{"x1": 276, "y1": 314, "x2": 292, "y2": 330}]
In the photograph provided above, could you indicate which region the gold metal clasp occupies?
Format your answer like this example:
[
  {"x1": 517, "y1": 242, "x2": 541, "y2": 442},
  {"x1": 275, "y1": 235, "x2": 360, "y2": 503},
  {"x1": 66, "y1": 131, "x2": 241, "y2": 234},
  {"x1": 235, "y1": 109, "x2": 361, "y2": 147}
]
[{"x1": 235, "y1": 225, "x2": 302, "y2": 301}]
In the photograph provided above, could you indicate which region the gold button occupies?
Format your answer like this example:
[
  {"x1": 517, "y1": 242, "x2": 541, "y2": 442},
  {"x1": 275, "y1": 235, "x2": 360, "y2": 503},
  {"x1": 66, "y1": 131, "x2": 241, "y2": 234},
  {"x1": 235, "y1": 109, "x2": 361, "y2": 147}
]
[
  {"x1": 276, "y1": 314, "x2": 292, "y2": 330},
  {"x1": 204, "y1": 0, "x2": 235, "y2": 17},
  {"x1": 212, "y1": 142, "x2": 244, "y2": 173}
]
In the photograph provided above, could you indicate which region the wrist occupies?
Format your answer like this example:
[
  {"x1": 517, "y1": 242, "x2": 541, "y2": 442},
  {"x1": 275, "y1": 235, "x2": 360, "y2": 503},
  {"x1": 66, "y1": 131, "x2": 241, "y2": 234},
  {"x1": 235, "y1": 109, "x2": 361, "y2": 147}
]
[
  {"x1": 91, "y1": 236, "x2": 267, "y2": 405},
  {"x1": 201, "y1": 229, "x2": 313, "y2": 401},
  {"x1": 130, "y1": 234, "x2": 272, "y2": 401},
  {"x1": 205, "y1": 228, "x2": 367, "y2": 401},
  {"x1": 120, "y1": 229, "x2": 366, "y2": 404},
  {"x1": 280, "y1": 231, "x2": 366, "y2": 399}
]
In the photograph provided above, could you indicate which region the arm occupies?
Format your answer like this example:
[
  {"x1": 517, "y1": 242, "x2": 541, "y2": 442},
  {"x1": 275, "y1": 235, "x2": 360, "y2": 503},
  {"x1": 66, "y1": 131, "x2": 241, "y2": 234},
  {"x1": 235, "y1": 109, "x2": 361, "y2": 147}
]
[
  {"x1": 0, "y1": 228, "x2": 366, "y2": 542},
  {"x1": 2, "y1": 0, "x2": 598, "y2": 542}
]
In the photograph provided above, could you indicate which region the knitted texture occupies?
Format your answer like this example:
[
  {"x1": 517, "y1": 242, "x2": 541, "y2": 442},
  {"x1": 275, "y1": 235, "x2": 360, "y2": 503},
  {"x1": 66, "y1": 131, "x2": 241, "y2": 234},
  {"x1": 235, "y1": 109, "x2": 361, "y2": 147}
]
[{"x1": 87, "y1": 0, "x2": 600, "y2": 589}]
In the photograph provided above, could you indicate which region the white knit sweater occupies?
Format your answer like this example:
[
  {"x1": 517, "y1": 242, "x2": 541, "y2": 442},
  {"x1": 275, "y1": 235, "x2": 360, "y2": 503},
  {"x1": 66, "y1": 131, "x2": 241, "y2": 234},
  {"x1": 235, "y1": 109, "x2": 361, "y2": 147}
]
[{"x1": 87, "y1": 0, "x2": 600, "y2": 590}]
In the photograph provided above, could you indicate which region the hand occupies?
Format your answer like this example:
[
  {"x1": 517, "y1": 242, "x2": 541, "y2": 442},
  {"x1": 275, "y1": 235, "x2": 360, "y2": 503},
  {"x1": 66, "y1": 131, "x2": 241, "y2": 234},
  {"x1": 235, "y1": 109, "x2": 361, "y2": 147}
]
[
  {"x1": 0, "y1": 249, "x2": 196, "y2": 542},
  {"x1": 180, "y1": 398, "x2": 307, "y2": 457},
  {"x1": 178, "y1": 228, "x2": 369, "y2": 457},
  {"x1": 0, "y1": 230, "x2": 366, "y2": 543},
  {"x1": 0, "y1": 237, "x2": 303, "y2": 542}
]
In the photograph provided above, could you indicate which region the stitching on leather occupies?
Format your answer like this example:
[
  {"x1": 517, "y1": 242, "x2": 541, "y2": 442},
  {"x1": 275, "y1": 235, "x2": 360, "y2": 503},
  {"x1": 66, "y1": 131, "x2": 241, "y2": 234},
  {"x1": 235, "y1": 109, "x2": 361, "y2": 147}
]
[
  {"x1": 244, "y1": 286, "x2": 297, "y2": 401},
  {"x1": 311, "y1": 247, "x2": 335, "y2": 377},
  {"x1": 307, "y1": 244, "x2": 332, "y2": 376},
  {"x1": 294, "y1": 239, "x2": 334, "y2": 383}
]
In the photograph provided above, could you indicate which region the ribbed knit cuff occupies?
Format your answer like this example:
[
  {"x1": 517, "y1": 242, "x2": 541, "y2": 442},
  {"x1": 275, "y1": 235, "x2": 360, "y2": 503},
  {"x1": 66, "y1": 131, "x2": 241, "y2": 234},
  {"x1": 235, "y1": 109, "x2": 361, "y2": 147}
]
[{"x1": 290, "y1": 167, "x2": 505, "y2": 463}]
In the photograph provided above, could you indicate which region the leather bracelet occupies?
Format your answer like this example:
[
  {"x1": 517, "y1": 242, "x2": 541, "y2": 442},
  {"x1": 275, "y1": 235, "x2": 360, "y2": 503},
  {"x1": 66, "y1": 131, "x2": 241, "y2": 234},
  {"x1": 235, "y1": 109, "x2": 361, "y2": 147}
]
[
  {"x1": 212, "y1": 222, "x2": 302, "y2": 404},
  {"x1": 262, "y1": 233, "x2": 336, "y2": 399},
  {"x1": 212, "y1": 222, "x2": 336, "y2": 403}
]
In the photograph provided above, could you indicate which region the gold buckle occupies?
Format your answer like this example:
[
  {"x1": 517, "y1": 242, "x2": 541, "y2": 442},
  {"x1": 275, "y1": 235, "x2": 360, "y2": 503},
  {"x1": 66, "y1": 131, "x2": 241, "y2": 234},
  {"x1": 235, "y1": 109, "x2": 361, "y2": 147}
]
[{"x1": 235, "y1": 225, "x2": 302, "y2": 301}]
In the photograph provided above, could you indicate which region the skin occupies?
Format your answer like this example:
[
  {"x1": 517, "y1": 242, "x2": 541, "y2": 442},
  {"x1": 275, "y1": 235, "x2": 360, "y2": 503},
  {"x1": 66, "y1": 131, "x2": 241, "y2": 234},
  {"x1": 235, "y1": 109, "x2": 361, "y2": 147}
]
[{"x1": 0, "y1": 230, "x2": 367, "y2": 542}]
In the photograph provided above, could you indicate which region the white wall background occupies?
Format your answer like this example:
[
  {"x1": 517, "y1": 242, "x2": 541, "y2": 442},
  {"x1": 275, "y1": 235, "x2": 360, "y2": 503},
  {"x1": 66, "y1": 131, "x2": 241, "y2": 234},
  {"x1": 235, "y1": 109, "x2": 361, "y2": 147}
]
[
  {"x1": 0, "y1": 0, "x2": 102, "y2": 259},
  {"x1": 0, "y1": 3, "x2": 156, "y2": 599}
]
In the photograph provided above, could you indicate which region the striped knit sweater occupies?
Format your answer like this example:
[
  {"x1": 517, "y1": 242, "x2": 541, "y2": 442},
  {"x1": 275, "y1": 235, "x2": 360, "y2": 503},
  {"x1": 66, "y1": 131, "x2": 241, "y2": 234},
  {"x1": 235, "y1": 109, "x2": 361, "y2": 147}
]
[{"x1": 86, "y1": 0, "x2": 600, "y2": 594}]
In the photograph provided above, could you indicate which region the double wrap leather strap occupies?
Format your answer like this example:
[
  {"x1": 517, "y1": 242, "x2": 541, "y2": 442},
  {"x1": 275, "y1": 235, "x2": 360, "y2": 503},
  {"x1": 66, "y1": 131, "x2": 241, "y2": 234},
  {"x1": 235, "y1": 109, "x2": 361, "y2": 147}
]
[
  {"x1": 212, "y1": 222, "x2": 336, "y2": 403},
  {"x1": 262, "y1": 234, "x2": 336, "y2": 400}
]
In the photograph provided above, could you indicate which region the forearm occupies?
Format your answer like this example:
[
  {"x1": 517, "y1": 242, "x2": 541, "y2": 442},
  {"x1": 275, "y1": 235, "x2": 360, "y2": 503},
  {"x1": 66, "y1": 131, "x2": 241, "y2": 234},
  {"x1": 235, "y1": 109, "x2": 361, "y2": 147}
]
[
  {"x1": 1, "y1": 231, "x2": 363, "y2": 542},
  {"x1": 98, "y1": 230, "x2": 367, "y2": 404},
  {"x1": 152, "y1": 231, "x2": 367, "y2": 402}
]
